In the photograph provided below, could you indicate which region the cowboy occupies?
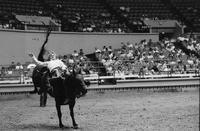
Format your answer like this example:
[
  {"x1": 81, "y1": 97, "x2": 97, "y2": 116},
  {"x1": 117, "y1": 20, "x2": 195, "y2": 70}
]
[
  {"x1": 29, "y1": 51, "x2": 71, "y2": 103},
  {"x1": 29, "y1": 51, "x2": 69, "y2": 78}
]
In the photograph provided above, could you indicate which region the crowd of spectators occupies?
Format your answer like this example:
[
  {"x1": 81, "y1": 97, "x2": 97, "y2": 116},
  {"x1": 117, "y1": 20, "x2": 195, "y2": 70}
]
[
  {"x1": 1, "y1": 0, "x2": 199, "y2": 33},
  {"x1": 0, "y1": 36, "x2": 200, "y2": 79},
  {"x1": 62, "y1": 11, "x2": 129, "y2": 33},
  {"x1": 60, "y1": 49, "x2": 96, "y2": 75},
  {"x1": 94, "y1": 37, "x2": 200, "y2": 76},
  {"x1": 0, "y1": 61, "x2": 24, "y2": 79},
  {"x1": 179, "y1": 36, "x2": 200, "y2": 56}
]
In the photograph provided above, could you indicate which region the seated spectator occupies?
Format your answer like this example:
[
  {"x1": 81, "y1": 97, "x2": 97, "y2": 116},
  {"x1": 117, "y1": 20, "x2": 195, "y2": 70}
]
[
  {"x1": 147, "y1": 52, "x2": 153, "y2": 60},
  {"x1": 108, "y1": 46, "x2": 113, "y2": 53},
  {"x1": 15, "y1": 62, "x2": 23, "y2": 70},
  {"x1": 72, "y1": 50, "x2": 79, "y2": 57},
  {"x1": 79, "y1": 49, "x2": 84, "y2": 56},
  {"x1": 187, "y1": 58, "x2": 194, "y2": 65},
  {"x1": 127, "y1": 41, "x2": 133, "y2": 49},
  {"x1": 9, "y1": 61, "x2": 16, "y2": 70},
  {"x1": 159, "y1": 52, "x2": 165, "y2": 59},
  {"x1": 95, "y1": 47, "x2": 101, "y2": 53},
  {"x1": 151, "y1": 63, "x2": 160, "y2": 74},
  {"x1": 68, "y1": 55, "x2": 74, "y2": 64},
  {"x1": 187, "y1": 42, "x2": 195, "y2": 51}
]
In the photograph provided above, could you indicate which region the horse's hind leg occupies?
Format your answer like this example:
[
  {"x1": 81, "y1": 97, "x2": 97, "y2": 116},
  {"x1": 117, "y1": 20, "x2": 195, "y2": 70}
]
[
  {"x1": 69, "y1": 100, "x2": 78, "y2": 129},
  {"x1": 56, "y1": 105, "x2": 64, "y2": 128}
]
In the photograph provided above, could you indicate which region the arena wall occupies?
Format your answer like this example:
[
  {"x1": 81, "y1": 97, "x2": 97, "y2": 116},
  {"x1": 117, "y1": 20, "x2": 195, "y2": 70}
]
[{"x1": 0, "y1": 29, "x2": 159, "y2": 65}]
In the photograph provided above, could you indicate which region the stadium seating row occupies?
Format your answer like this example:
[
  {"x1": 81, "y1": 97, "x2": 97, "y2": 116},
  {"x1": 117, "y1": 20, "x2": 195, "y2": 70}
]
[{"x1": 0, "y1": 0, "x2": 199, "y2": 32}]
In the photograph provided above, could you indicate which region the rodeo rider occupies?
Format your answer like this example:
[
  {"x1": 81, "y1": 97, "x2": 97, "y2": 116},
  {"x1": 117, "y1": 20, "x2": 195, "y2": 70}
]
[{"x1": 29, "y1": 51, "x2": 87, "y2": 103}]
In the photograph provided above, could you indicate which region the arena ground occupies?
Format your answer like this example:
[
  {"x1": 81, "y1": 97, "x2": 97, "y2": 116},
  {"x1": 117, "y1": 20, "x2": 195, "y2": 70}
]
[{"x1": 0, "y1": 88, "x2": 199, "y2": 131}]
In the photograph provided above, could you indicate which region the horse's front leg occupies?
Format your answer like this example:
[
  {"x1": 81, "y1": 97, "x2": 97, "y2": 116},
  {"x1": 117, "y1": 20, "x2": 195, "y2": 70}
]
[
  {"x1": 40, "y1": 91, "x2": 47, "y2": 107},
  {"x1": 69, "y1": 100, "x2": 78, "y2": 129},
  {"x1": 56, "y1": 104, "x2": 64, "y2": 128}
]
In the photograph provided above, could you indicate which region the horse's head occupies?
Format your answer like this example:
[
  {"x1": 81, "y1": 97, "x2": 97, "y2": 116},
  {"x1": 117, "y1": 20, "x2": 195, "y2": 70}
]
[
  {"x1": 65, "y1": 73, "x2": 88, "y2": 98},
  {"x1": 47, "y1": 73, "x2": 87, "y2": 99}
]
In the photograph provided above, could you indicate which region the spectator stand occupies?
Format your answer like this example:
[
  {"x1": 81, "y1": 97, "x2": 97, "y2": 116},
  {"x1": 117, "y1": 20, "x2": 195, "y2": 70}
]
[{"x1": 0, "y1": 36, "x2": 199, "y2": 85}]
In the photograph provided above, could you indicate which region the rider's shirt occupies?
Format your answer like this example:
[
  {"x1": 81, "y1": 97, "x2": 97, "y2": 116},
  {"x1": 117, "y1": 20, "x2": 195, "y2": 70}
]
[
  {"x1": 31, "y1": 55, "x2": 67, "y2": 72},
  {"x1": 44, "y1": 59, "x2": 67, "y2": 72}
]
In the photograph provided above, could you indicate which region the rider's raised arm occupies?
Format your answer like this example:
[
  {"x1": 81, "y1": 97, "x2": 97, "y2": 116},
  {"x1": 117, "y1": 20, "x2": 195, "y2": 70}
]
[{"x1": 29, "y1": 53, "x2": 48, "y2": 67}]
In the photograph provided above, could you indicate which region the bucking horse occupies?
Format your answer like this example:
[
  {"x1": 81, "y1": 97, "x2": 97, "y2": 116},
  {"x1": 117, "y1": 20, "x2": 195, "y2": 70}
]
[
  {"x1": 32, "y1": 65, "x2": 88, "y2": 129},
  {"x1": 31, "y1": 26, "x2": 88, "y2": 129}
]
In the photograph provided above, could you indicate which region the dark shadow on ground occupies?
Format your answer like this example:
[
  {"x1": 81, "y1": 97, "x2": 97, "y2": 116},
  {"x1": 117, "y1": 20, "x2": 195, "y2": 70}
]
[{"x1": 17, "y1": 123, "x2": 81, "y2": 131}]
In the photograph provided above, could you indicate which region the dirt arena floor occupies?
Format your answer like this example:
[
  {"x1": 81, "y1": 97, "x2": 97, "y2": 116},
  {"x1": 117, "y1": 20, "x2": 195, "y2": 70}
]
[{"x1": 0, "y1": 88, "x2": 199, "y2": 131}]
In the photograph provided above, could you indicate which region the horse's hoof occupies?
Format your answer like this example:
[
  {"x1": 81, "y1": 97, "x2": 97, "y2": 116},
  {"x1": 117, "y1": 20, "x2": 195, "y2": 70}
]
[
  {"x1": 73, "y1": 124, "x2": 78, "y2": 129},
  {"x1": 59, "y1": 124, "x2": 64, "y2": 128},
  {"x1": 40, "y1": 105, "x2": 46, "y2": 107}
]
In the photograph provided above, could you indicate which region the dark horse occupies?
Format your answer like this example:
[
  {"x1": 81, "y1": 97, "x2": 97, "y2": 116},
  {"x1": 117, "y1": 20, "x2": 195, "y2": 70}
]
[{"x1": 32, "y1": 65, "x2": 88, "y2": 129}]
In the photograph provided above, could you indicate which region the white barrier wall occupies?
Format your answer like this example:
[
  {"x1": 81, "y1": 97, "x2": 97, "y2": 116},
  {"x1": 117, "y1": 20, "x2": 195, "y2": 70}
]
[{"x1": 0, "y1": 29, "x2": 158, "y2": 65}]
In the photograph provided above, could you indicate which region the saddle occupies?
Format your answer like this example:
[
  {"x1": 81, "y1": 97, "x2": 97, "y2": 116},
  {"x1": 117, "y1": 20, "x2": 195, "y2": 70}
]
[{"x1": 50, "y1": 67, "x2": 64, "y2": 78}]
